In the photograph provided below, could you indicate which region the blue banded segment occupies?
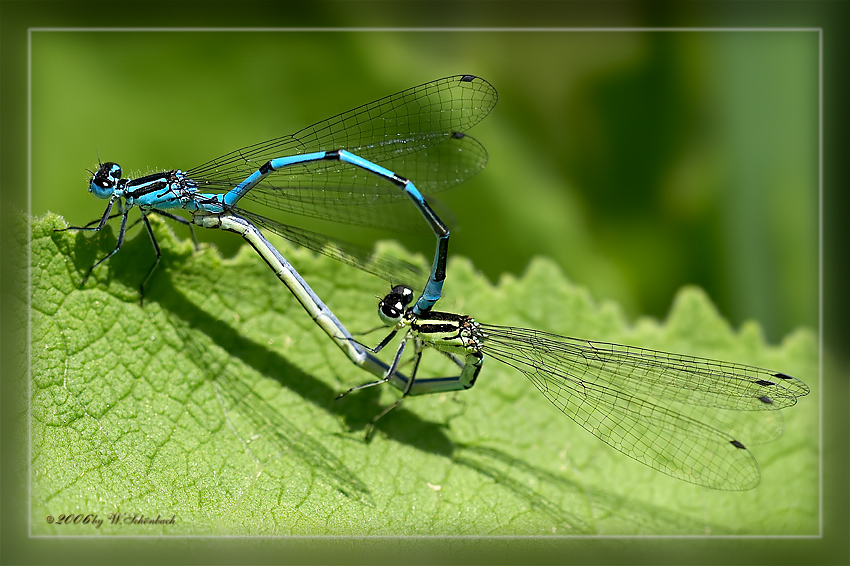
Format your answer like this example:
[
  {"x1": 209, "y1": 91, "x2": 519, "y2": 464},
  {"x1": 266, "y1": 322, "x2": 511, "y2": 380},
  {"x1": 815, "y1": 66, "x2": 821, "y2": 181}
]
[
  {"x1": 339, "y1": 285, "x2": 810, "y2": 491},
  {"x1": 217, "y1": 148, "x2": 452, "y2": 314}
]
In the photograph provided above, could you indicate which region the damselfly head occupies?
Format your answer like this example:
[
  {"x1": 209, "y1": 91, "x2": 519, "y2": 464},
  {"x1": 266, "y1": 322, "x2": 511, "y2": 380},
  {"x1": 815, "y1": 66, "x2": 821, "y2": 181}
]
[
  {"x1": 378, "y1": 285, "x2": 414, "y2": 326},
  {"x1": 88, "y1": 162, "x2": 122, "y2": 199}
]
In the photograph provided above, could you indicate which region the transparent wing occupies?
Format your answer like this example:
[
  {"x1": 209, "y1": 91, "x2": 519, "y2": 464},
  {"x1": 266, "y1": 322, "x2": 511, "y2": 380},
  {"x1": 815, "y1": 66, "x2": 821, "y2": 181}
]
[
  {"x1": 477, "y1": 324, "x2": 809, "y2": 490},
  {"x1": 236, "y1": 208, "x2": 425, "y2": 289},
  {"x1": 232, "y1": 134, "x2": 485, "y2": 234},
  {"x1": 187, "y1": 76, "x2": 496, "y2": 231}
]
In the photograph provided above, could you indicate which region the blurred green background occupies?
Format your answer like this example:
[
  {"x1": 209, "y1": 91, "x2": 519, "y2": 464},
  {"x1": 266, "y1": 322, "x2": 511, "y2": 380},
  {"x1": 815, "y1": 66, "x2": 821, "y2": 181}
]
[{"x1": 31, "y1": 30, "x2": 818, "y2": 342}]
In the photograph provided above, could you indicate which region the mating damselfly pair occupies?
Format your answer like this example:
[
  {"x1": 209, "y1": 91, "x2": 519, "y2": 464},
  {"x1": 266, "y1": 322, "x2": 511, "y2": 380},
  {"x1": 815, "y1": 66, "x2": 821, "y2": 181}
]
[{"x1": 62, "y1": 75, "x2": 808, "y2": 491}]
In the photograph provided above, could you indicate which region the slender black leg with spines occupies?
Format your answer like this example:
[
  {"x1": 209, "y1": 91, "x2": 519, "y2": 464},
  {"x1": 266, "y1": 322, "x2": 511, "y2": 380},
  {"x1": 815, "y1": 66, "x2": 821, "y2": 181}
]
[
  {"x1": 138, "y1": 215, "x2": 161, "y2": 306},
  {"x1": 363, "y1": 340, "x2": 426, "y2": 440},
  {"x1": 79, "y1": 204, "x2": 130, "y2": 288}
]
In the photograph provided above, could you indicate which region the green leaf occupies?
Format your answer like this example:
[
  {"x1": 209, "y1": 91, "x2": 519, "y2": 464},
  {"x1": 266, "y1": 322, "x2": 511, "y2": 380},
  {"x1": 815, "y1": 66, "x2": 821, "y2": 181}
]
[{"x1": 30, "y1": 213, "x2": 818, "y2": 536}]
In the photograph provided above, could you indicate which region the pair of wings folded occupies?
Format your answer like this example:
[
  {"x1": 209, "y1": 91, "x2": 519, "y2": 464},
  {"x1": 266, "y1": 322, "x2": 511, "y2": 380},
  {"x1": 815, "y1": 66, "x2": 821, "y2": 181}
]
[{"x1": 185, "y1": 75, "x2": 498, "y2": 289}]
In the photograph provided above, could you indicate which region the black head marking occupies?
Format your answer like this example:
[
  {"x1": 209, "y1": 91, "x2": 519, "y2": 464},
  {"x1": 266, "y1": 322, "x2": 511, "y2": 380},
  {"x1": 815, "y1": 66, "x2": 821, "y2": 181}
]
[
  {"x1": 88, "y1": 162, "x2": 123, "y2": 198},
  {"x1": 378, "y1": 285, "x2": 415, "y2": 326},
  {"x1": 389, "y1": 285, "x2": 414, "y2": 307}
]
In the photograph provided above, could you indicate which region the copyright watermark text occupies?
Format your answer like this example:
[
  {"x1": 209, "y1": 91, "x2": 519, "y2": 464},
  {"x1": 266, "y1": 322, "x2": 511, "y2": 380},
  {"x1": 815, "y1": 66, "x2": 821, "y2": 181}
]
[{"x1": 46, "y1": 512, "x2": 176, "y2": 528}]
